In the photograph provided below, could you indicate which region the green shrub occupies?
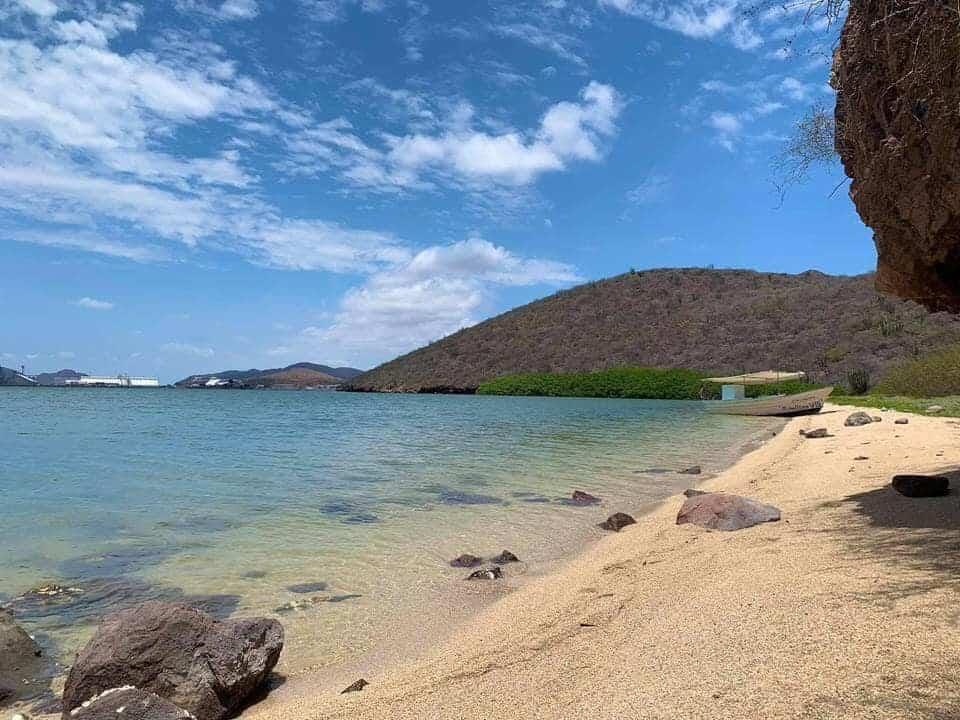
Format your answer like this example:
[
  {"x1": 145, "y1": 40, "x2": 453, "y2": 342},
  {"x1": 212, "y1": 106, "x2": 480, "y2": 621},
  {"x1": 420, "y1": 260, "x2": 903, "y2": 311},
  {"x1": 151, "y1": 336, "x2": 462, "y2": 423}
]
[
  {"x1": 874, "y1": 344, "x2": 960, "y2": 397},
  {"x1": 846, "y1": 368, "x2": 871, "y2": 395},
  {"x1": 477, "y1": 367, "x2": 708, "y2": 399},
  {"x1": 478, "y1": 368, "x2": 825, "y2": 401}
]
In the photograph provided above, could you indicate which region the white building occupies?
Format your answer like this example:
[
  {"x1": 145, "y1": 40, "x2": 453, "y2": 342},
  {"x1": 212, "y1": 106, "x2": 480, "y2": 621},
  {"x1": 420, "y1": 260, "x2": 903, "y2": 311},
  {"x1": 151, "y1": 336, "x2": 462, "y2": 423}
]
[{"x1": 67, "y1": 375, "x2": 161, "y2": 388}]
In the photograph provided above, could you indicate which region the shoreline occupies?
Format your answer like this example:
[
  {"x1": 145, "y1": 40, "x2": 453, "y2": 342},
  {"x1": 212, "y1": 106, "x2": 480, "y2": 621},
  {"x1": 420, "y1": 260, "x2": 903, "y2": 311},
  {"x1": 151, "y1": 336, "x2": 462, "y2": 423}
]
[{"x1": 244, "y1": 405, "x2": 960, "y2": 719}]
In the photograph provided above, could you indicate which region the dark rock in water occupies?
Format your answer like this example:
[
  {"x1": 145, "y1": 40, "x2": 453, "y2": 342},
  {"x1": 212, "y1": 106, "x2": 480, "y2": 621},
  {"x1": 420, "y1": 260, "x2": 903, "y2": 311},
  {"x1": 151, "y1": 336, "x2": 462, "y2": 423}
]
[
  {"x1": 678, "y1": 466, "x2": 702, "y2": 475},
  {"x1": 892, "y1": 475, "x2": 950, "y2": 498},
  {"x1": 341, "y1": 679, "x2": 368, "y2": 694},
  {"x1": 326, "y1": 594, "x2": 362, "y2": 603},
  {"x1": 60, "y1": 545, "x2": 180, "y2": 579},
  {"x1": 450, "y1": 554, "x2": 482, "y2": 568},
  {"x1": 0, "y1": 607, "x2": 47, "y2": 705},
  {"x1": 69, "y1": 687, "x2": 195, "y2": 720},
  {"x1": 598, "y1": 513, "x2": 636, "y2": 532},
  {"x1": 433, "y1": 489, "x2": 504, "y2": 506},
  {"x1": 802, "y1": 428, "x2": 831, "y2": 439},
  {"x1": 490, "y1": 550, "x2": 519, "y2": 564},
  {"x1": 287, "y1": 582, "x2": 327, "y2": 594},
  {"x1": 570, "y1": 491, "x2": 601, "y2": 506},
  {"x1": 636, "y1": 468, "x2": 672, "y2": 475},
  {"x1": 676, "y1": 492, "x2": 780, "y2": 531},
  {"x1": 683, "y1": 488, "x2": 708, "y2": 498},
  {"x1": 242, "y1": 570, "x2": 268, "y2": 580},
  {"x1": 845, "y1": 411, "x2": 874, "y2": 427},
  {"x1": 319, "y1": 500, "x2": 380, "y2": 525},
  {"x1": 519, "y1": 496, "x2": 552, "y2": 504},
  {"x1": 467, "y1": 566, "x2": 503, "y2": 581},
  {"x1": 62, "y1": 601, "x2": 283, "y2": 720}
]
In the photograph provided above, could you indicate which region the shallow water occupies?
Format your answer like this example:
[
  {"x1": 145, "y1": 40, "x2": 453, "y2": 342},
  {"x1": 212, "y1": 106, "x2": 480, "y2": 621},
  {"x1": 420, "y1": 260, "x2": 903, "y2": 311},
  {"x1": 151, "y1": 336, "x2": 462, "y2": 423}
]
[{"x1": 0, "y1": 389, "x2": 776, "y2": 679}]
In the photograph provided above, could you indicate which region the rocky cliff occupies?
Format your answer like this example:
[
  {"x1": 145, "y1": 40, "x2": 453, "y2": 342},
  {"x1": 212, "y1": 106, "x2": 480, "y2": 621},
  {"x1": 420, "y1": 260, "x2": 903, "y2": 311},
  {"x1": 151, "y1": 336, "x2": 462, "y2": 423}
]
[{"x1": 833, "y1": 0, "x2": 960, "y2": 311}]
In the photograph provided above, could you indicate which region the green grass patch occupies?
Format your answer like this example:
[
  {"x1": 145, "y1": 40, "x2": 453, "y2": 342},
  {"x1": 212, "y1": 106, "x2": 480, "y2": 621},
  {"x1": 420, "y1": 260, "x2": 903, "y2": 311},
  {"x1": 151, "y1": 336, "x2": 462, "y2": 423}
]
[
  {"x1": 873, "y1": 343, "x2": 960, "y2": 397},
  {"x1": 477, "y1": 367, "x2": 825, "y2": 401},
  {"x1": 830, "y1": 395, "x2": 960, "y2": 418}
]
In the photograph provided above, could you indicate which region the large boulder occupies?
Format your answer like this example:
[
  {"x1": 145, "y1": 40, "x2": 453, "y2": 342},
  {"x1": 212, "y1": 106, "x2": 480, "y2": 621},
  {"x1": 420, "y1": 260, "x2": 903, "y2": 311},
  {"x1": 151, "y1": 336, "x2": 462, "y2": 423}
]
[
  {"x1": 676, "y1": 492, "x2": 781, "y2": 531},
  {"x1": 62, "y1": 602, "x2": 283, "y2": 720},
  {"x1": 833, "y1": 1, "x2": 960, "y2": 311},
  {"x1": 0, "y1": 608, "x2": 45, "y2": 705},
  {"x1": 69, "y1": 687, "x2": 195, "y2": 720}
]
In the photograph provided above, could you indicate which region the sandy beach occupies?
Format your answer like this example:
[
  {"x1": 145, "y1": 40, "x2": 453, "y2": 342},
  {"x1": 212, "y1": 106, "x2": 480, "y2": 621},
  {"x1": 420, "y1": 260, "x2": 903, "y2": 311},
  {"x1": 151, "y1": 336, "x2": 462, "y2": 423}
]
[{"x1": 245, "y1": 405, "x2": 960, "y2": 720}]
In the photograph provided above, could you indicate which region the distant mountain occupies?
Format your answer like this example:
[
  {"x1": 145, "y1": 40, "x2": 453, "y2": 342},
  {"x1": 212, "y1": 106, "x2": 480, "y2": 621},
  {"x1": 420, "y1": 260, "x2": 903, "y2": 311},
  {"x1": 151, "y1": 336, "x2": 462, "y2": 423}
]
[
  {"x1": 34, "y1": 369, "x2": 86, "y2": 386},
  {"x1": 345, "y1": 268, "x2": 960, "y2": 393},
  {"x1": 175, "y1": 362, "x2": 363, "y2": 389}
]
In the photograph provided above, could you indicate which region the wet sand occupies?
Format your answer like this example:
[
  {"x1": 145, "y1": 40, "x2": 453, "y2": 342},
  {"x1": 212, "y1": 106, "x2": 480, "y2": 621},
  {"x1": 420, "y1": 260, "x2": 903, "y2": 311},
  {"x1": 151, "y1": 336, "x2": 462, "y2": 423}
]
[{"x1": 246, "y1": 405, "x2": 960, "y2": 719}]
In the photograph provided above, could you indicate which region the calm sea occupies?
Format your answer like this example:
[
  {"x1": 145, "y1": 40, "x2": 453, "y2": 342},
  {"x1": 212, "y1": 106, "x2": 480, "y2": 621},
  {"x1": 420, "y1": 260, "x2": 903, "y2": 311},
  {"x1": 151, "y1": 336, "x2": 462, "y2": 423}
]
[{"x1": 0, "y1": 389, "x2": 777, "y2": 680}]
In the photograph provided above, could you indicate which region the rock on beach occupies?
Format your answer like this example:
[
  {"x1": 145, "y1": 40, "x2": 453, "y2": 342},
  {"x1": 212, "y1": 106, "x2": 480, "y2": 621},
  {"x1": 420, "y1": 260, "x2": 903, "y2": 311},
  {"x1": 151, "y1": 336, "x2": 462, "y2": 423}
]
[
  {"x1": 61, "y1": 602, "x2": 283, "y2": 720},
  {"x1": 68, "y1": 687, "x2": 195, "y2": 720},
  {"x1": 598, "y1": 513, "x2": 636, "y2": 532},
  {"x1": 676, "y1": 492, "x2": 781, "y2": 531}
]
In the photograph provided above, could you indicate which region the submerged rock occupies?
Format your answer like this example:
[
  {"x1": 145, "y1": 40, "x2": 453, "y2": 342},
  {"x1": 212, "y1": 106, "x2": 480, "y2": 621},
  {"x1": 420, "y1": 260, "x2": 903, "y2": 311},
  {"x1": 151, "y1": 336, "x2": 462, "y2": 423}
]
[
  {"x1": 0, "y1": 608, "x2": 46, "y2": 705},
  {"x1": 69, "y1": 687, "x2": 195, "y2": 720},
  {"x1": 678, "y1": 466, "x2": 702, "y2": 475},
  {"x1": 490, "y1": 550, "x2": 519, "y2": 564},
  {"x1": 341, "y1": 679, "x2": 368, "y2": 694},
  {"x1": 286, "y1": 581, "x2": 327, "y2": 594},
  {"x1": 892, "y1": 475, "x2": 950, "y2": 498},
  {"x1": 62, "y1": 601, "x2": 283, "y2": 720},
  {"x1": 598, "y1": 513, "x2": 636, "y2": 532},
  {"x1": 845, "y1": 411, "x2": 874, "y2": 427},
  {"x1": 676, "y1": 492, "x2": 781, "y2": 531},
  {"x1": 449, "y1": 554, "x2": 482, "y2": 568},
  {"x1": 569, "y1": 491, "x2": 601, "y2": 506},
  {"x1": 467, "y1": 566, "x2": 503, "y2": 581}
]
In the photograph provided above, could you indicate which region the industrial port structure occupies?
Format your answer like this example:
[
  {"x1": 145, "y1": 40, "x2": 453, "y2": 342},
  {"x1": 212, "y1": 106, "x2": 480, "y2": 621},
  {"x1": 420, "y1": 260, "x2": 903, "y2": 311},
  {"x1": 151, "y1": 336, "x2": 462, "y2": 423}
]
[{"x1": 64, "y1": 375, "x2": 161, "y2": 387}]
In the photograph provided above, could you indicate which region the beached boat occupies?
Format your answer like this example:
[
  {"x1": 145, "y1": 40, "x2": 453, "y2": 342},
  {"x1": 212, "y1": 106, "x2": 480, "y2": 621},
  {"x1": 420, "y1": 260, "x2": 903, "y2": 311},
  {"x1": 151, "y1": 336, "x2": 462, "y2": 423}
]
[{"x1": 703, "y1": 371, "x2": 833, "y2": 417}]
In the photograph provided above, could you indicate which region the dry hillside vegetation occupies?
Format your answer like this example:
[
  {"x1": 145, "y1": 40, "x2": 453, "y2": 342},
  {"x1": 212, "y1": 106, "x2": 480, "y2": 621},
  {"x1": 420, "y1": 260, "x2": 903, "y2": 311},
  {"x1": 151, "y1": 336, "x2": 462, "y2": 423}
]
[{"x1": 347, "y1": 269, "x2": 960, "y2": 393}]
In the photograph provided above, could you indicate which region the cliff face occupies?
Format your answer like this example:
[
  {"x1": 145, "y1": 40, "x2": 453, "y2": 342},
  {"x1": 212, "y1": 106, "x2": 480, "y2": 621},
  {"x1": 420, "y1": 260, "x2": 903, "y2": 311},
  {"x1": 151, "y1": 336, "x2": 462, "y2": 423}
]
[
  {"x1": 833, "y1": 0, "x2": 960, "y2": 311},
  {"x1": 345, "y1": 269, "x2": 960, "y2": 393}
]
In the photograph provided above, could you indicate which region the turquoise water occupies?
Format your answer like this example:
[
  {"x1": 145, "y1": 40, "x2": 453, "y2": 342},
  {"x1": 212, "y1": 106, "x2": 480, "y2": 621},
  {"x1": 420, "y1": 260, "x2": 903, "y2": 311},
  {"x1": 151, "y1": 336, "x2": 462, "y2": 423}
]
[{"x1": 0, "y1": 389, "x2": 776, "y2": 679}]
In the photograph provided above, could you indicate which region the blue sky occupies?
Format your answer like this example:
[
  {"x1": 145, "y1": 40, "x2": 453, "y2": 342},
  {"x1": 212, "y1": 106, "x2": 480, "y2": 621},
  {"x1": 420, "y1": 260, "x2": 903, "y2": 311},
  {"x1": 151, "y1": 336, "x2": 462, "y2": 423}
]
[{"x1": 0, "y1": 0, "x2": 867, "y2": 381}]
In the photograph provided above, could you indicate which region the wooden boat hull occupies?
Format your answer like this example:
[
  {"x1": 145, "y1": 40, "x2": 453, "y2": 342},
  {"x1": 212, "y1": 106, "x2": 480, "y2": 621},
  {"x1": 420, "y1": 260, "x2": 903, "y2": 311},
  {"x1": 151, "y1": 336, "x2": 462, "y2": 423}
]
[{"x1": 705, "y1": 387, "x2": 833, "y2": 417}]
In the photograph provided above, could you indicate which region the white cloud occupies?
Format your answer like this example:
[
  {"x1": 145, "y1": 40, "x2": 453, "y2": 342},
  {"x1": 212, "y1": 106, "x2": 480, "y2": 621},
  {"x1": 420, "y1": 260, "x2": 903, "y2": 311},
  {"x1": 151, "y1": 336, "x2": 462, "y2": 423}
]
[
  {"x1": 626, "y1": 173, "x2": 671, "y2": 205},
  {"x1": 493, "y1": 23, "x2": 586, "y2": 66},
  {"x1": 218, "y1": 0, "x2": 258, "y2": 19},
  {"x1": 254, "y1": 220, "x2": 409, "y2": 272},
  {"x1": 72, "y1": 296, "x2": 115, "y2": 310},
  {"x1": 708, "y1": 111, "x2": 742, "y2": 134},
  {"x1": 162, "y1": 342, "x2": 215, "y2": 358},
  {"x1": 385, "y1": 82, "x2": 622, "y2": 186},
  {"x1": 281, "y1": 237, "x2": 579, "y2": 362},
  {"x1": 11, "y1": 230, "x2": 171, "y2": 263},
  {"x1": 283, "y1": 82, "x2": 622, "y2": 191}
]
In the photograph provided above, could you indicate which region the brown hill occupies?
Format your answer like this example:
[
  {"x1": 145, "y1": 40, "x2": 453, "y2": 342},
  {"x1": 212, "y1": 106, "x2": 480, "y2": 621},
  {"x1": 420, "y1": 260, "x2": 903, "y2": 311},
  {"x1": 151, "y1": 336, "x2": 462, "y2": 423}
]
[
  {"x1": 253, "y1": 367, "x2": 342, "y2": 388},
  {"x1": 345, "y1": 268, "x2": 960, "y2": 393}
]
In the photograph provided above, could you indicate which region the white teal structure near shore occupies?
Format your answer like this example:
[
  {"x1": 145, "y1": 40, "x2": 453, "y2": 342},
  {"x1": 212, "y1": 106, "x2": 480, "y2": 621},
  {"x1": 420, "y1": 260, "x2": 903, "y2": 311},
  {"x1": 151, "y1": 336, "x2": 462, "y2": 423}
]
[{"x1": 65, "y1": 375, "x2": 161, "y2": 388}]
